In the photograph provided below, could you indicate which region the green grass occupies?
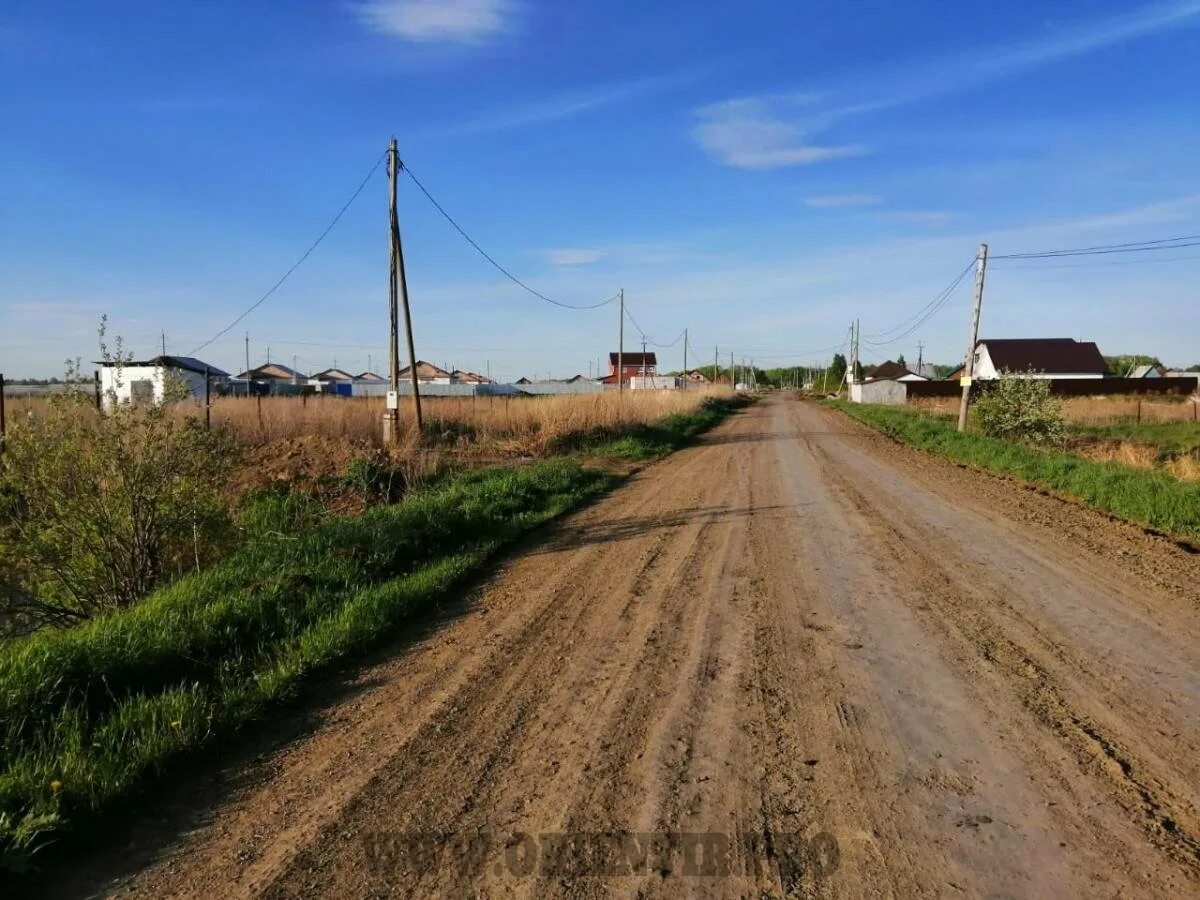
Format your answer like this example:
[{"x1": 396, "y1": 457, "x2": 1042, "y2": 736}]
[
  {"x1": 0, "y1": 395, "x2": 746, "y2": 873},
  {"x1": 1072, "y1": 421, "x2": 1200, "y2": 458},
  {"x1": 828, "y1": 400, "x2": 1200, "y2": 541}
]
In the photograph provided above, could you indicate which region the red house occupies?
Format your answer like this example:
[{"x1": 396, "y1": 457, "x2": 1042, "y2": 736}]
[{"x1": 599, "y1": 351, "x2": 657, "y2": 385}]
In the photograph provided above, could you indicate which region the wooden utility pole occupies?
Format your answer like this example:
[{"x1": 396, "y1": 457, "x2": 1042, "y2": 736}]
[
  {"x1": 387, "y1": 136, "x2": 422, "y2": 441},
  {"x1": 204, "y1": 367, "x2": 211, "y2": 429},
  {"x1": 682, "y1": 327, "x2": 688, "y2": 389},
  {"x1": 0, "y1": 373, "x2": 6, "y2": 453},
  {"x1": 956, "y1": 243, "x2": 989, "y2": 432},
  {"x1": 617, "y1": 289, "x2": 625, "y2": 395},
  {"x1": 244, "y1": 332, "x2": 251, "y2": 396},
  {"x1": 714, "y1": 345, "x2": 718, "y2": 386}
]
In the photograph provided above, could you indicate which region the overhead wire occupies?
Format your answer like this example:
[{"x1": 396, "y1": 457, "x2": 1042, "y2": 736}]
[
  {"x1": 863, "y1": 259, "x2": 976, "y2": 345},
  {"x1": 991, "y1": 233, "x2": 1200, "y2": 260},
  {"x1": 400, "y1": 161, "x2": 619, "y2": 310},
  {"x1": 187, "y1": 149, "x2": 388, "y2": 356}
]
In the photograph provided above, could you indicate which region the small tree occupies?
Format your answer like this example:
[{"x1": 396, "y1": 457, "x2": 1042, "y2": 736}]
[
  {"x1": 0, "y1": 322, "x2": 234, "y2": 631},
  {"x1": 972, "y1": 375, "x2": 1066, "y2": 446}
]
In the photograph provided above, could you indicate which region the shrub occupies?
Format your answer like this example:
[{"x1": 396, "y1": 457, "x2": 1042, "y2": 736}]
[
  {"x1": 972, "y1": 376, "x2": 1066, "y2": 446},
  {"x1": 0, "y1": 343, "x2": 234, "y2": 632}
]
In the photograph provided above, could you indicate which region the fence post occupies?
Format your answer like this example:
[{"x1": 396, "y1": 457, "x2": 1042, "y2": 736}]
[
  {"x1": 94, "y1": 369, "x2": 102, "y2": 412},
  {"x1": 1136, "y1": 398, "x2": 1142, "y2": 425},
  {"x1": 0, "y1": 373, "x2": 6, "y2": 454},
  {"x1": 204, "y1": 367, "x2": 211, "y2": 430}
]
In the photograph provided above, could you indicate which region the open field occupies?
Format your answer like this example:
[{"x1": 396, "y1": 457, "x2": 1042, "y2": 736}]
[
  {"x1": 911, "y1": 393, "x2": 1200, "y2": 425},
  {"x1": 32, "y1": 396, "x2": 1200, "y2": 898},
  {"x1": 4, "y1": 389, "x2": 725, "y2": 455}
]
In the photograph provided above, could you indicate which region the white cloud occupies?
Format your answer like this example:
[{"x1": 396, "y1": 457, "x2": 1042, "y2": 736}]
[
  {"x1": 544, "y1": 248, "x2": 606, "y2": 266},
  {"x1": 880, "y1": 210, "x2": 960, "y2": 226},
  {"x1": 694, "y1": 2, "x2": 1200, "y2": 170},
  {"x1": 691, "y1": 100, "x2": 865, "y2": 170},
  {"x1": 352, "y1": 0, "x2": 515, "y2": 44},
  {"x1": 805, "y1": 194, "x2": 883, "y2": 208}
]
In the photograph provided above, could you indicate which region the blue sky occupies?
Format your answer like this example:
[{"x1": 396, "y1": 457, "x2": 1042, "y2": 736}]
[{"x1": 3, "y1": 0, "x2": 1199, "y2": 380}]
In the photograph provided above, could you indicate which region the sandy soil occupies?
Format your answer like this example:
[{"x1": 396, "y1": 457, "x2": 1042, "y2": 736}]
[{"x1": 48, "y1": 397, "x2": 1200, "y2": 898}]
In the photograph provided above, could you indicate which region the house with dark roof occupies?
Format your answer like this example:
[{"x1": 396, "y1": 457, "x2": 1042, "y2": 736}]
[
  {"x1": 972, "y1": 338, "x2": 1108, "y2": 380},
  {"x1": 864, "y1": 360, "x2": 928, "y2": 383},
  {"x1": 311, "y1": 367, "x2": 355, "y2": 382}
]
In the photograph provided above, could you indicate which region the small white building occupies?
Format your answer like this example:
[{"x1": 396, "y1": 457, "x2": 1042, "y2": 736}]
[
  {"x1": 97, "y1": 355, "x2": 229, "y2": 408},
  {"x1": 849, "y1": 378, "x2": 907, "y2": 405}
]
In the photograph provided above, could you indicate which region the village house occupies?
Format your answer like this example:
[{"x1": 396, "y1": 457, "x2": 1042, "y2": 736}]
[
  {"x1": 970, "y1": 338, "x2": 1108, "y2": 380},
  {"x1": 599, "y1": 352, "x2": 657, "y2": 386},
  {"x1": 236, "y1": 362, "x2": 305, "y2": 383},
  {"x1": 97, "y1": 355, "x2": 228, "y2": 408}
]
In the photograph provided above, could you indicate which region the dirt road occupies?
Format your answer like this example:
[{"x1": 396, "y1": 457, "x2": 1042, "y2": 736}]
[{"x1": 72, "y1": 397, "x2": 1199, "y2": 897}]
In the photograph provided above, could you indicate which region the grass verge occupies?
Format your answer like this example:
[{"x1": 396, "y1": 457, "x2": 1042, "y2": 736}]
[
  {"x1": 0, "y1": 395, "x2": 748, "y2": 874},
  {"x1": 827, "y1": 400, "x2": 1200, "y2": 541}
]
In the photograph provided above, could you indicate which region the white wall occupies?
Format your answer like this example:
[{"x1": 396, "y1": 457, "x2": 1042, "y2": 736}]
[
  {"x1": 99, "y1": 366, "x2": 210, "y2": 409},
  {"x1": 850, "y1": 379, "x2": 908, "y2": 405}
]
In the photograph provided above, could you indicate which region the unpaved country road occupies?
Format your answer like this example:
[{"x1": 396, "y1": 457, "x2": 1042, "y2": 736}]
[{"x1": 65, "y1": 397, "x2": 1200, "y2": 898}]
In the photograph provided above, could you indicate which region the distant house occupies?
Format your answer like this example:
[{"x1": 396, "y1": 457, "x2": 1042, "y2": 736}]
[
  {"x1": 237, "y1": 362, "x2": 305, "y2": 383},
  {"x1": 1128, "y1": 364, "x2": 1164, "y2": 378},
  {"x1": 97, "y1": 355, "x2": 228, "y2": 408},
  {"x1": 398, "y1": 361, "x2": 453, "y2": 384},
  {"x1": 599, "y1": 352, "x2": 657, "y2": 386},
  {"x1": 971, "y1": 338, "x2": 1108, "y2": 380},
  {"x1": 311, "y1": 367, "x2": 354, "y2": 382},
  {"x1": 450, "y1": 370, "x2": 490, "y2": 384},
  {"x1": 683, "y1": 369, "x2": 711, "y2": 384},
  {"x1": 355, "y1": 371, "x2": 386, "y2": 383},
  {"x1": 864, "y1": 360, "x2": 928, "y2": 383}
]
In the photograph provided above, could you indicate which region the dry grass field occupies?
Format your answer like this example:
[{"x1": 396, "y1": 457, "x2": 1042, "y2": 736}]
[
  {"x1": 4, "y1": 388, "x2": 727, "y2": 455},
  {"x1": 910, "y1": 393, "x2": 1199, "y2": 425}
]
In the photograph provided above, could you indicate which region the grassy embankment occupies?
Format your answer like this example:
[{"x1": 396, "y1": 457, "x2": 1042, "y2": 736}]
[
  {"x1": 0, "y1": 395, "x2": 748, "y2": 872},
  {"x1": 828, "y1": 400, "x2": 1200, "y2": 541}
]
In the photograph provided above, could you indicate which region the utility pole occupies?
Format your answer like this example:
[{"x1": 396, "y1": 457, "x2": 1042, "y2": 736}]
[
  {"x1": 293, "y1": 355, "x2": 299, "y2": 385},
  {"x1": 714, "y1": 345, "x2": 718, "y2": 386},
  {"x1": 161, "y1": 332, "x2": 166, "y2": 355},
  {"x1": 682, "y1": 327, "x2": 688, "y2": 390},
  {"x1": 957, "y1": 243, "x2": 989, "y2": 432},
  {"x1": 617, "y1": 289, "x2": 625, "y2": 395},
  {"x1": 244, "y1": 332, "x2": 251, "y2": 397},
  {"x1": 916, "y1": 341, "x2": 924, "y2": 378},
  {"x1": 730, "y1": 351, "x2": 735, "y2": 389},
  {"x1": 387, "y1": 136, "x2": 422, "y2": 442}
]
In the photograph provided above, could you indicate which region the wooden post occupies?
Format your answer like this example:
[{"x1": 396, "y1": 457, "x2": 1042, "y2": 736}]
[
  {"x1": 204, "y1": 367, "x2": 211, "y2": 429},
  {"x1": 93, "y1": 369, "x2": 102, "y2": 411},
  {"x1": 389, "y1": 137, "x2": 423, "y2": 440},
  {"x1": 1137, "y1": 398, "x2": 1142, "y2": 425},
  {"x1": 957, "y1": 243, "x2": 989, "y2": 431},
  {"x1": 617, "y1": 289, "x2": 625, "y2": 396},
  {"x1": 682, "y1": 327, "x2": 688, "y2": 391},
  {"x1": 0, "y1": 373, "x2": 6, "y2": 454}
]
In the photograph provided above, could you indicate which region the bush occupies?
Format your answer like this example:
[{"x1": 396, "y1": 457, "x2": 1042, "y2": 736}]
[
  {"x1": 0, "y1": 349, "x2": 234, "y2": 632},
  {"x1": 972, "y1": 376, "x2": 1066, "y2": 446}
]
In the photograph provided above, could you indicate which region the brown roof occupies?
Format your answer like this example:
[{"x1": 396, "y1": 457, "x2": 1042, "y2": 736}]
[
  {"x1": 981, "y1": 339, "x2": 1107, "y2": 375},
  {"x1": 865, "y1": 360, "x2": 912, "y2": 380},
  {"x1": 399, "y1": 360, "x2": 451, "y2": 379},
  {"x1": 609, "y1": 352, "x2": 657, "y2": 366}
]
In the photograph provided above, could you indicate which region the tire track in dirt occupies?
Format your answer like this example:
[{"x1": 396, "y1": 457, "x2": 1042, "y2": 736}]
[{"x1": 53, "y1": 395, "x2": 1200, "y2": 899}]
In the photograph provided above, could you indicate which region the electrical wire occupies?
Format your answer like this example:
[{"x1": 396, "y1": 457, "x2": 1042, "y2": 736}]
[
  {"x1": 992, "y1": 234, "x2": 1200, "y2": 260},
  {"x1": 401, "y1": 162, "x2": 619, "y2": 311},
  {"x1": 863, "y1": 259, "x2": 976, "y2": 345},
  {"x1": 187, "y1": 150, "x2": 388, "y2": 356}
]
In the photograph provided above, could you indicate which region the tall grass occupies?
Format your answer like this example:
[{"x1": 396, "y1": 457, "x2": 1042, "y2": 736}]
[{"x1": 911, "y1": 394, "x2": 1199, "y2": 425}]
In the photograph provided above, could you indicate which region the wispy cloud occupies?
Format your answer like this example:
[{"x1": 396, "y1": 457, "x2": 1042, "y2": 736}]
[
  {"x1": 805, "y1": 194, "x2": 883, "y2": 208},
  {"x1": 691, "y1": 99, "x2": 865, "y2": 170},
  {"x1": 438, "y1": 74, "x2": 691, "y2": 137},
  {"x1": 879, "y1": 210, "x2": 959, "y2": 227},
  {"x1": 544, "y1": 248, "x2": 606, "y2": 266},
  {"x1": 694, "y1": 1, "x2": 1200, "y2": 169},
  {"x1": 351, "y1": 0, "x2": 516, "y2": 44}
]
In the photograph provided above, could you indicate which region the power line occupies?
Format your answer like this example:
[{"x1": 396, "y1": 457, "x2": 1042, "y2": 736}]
[
  {"x1": 990, "y1": 252, "x2": 1200, "y2": 270},
  {"x1": 992, "y1": 233, "x2": 1200, "y2": 260},
  {"x1": 400, "y1": 162, "x2": 619, "y2": 311},
  {"x1": 188, "y1": 149, "x2": 388, "y2": 356},
  {"x1": 863, "y1": 259, "x2": 976, "y2": 346}
]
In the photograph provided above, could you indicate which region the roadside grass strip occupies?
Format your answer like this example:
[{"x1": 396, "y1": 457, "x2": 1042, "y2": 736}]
[{"x1": 828, "y1": 400, "x2": 1200, "y2": 542}]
